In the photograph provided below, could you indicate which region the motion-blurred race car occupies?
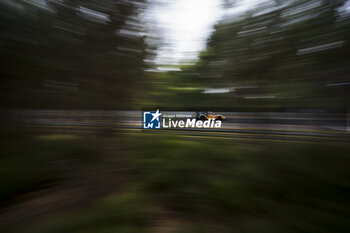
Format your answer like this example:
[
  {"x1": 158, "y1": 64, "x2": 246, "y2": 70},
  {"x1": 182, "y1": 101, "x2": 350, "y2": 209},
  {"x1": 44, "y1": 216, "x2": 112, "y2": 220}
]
[{"x1": 195, "y1": 112, "x2": 226, "y2": 121}]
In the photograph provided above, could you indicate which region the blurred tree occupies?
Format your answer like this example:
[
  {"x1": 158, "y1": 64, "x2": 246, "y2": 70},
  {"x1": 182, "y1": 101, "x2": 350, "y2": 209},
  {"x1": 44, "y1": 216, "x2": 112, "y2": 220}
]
[
  {"x1": 178, "y1": 0, "x2": 350, "y2": 108},
  {"x1": 223, "y1": 0, "x2": 237, "y2": 8},
  {"x1": 0, "y1": 0, "x2": 154, "y2": 109}
]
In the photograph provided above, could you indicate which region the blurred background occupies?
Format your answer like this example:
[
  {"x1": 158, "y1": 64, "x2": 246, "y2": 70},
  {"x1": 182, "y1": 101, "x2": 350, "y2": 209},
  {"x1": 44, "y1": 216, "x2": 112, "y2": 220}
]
[{"x1": 0, "y1": 0, "x2": 350, "y2": 232}]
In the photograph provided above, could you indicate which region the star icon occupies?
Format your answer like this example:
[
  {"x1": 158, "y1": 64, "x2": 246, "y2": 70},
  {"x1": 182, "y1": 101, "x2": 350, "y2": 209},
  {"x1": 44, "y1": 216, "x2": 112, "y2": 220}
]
[{"x1": 151, "y1": 109, "x2": 161, "y2": 122}]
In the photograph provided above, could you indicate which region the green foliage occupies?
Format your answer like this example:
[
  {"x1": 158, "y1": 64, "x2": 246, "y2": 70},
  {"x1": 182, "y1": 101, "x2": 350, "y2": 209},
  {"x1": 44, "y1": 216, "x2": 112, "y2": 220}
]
[
  {"x1": 130, "y1": 134, "x2": 350, "y2": 233},
  {"x1": 0, "y1": 136, "x2": 97, "y2": 202},
  {"x1": 21, "y1": 193, "x2": 156, "y2": 233},
  {"x1": 8, "y1": 134, "x2": 350, "y2": 233}
]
